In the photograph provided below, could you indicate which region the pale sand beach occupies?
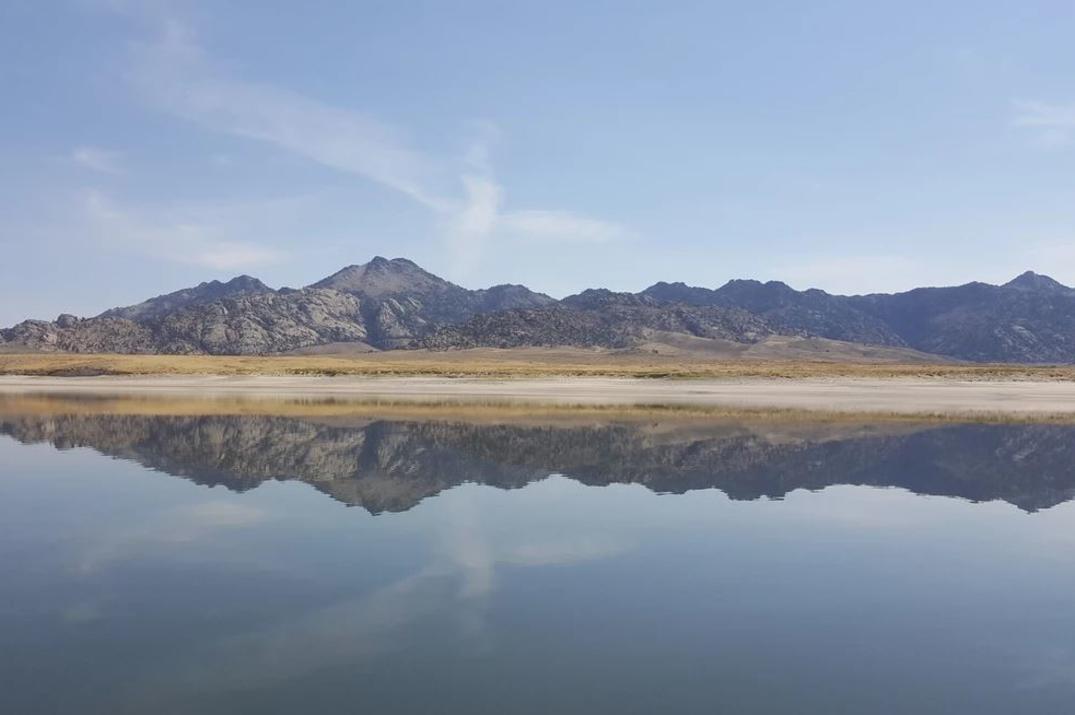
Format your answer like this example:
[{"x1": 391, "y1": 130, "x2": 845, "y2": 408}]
[{"x1": 1, "y1": 374, "x2": 1073, "y2": 418}]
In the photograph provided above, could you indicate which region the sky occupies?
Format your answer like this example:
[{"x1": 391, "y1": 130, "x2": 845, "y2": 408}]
[{"x1": 2, "y1": 1, "x2": 1075, "y2": 325}]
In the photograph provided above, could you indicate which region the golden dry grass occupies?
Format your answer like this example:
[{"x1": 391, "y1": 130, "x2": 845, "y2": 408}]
[
  {"x1": 1, "y1": 349, "x2": 1074, "y2": 380},
  {"x1": 2, "y1": 392, "x2": 1074, "y2": 425}
]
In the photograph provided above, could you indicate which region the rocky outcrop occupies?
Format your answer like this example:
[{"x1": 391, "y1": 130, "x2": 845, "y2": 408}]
[
  {"x1": 4, "y1": 259, "x2": 1075, "y2": 362},
  {"x1": 847, "y1": 273, "x2": 1075, "y2": 362},
  {"x1": 644, "y1": 280, "x2": 907, "y2": 347},
  {"x1": 312, "y1": 257, "x2": 555, "y2": 348},
  {"x1": 2, "y1": 316, "x2": 157, "y2": 353},
  {"x1": 2, "y1": 290, "x2": 366, "y2": 355},
  {"x1": 0, "y1": 257, "x2": 553, "y2": 354},
  {"x1": 421, "y1": 296, "x2": 776, "y2": 349},
  {"x1": 150, "y1": 288, "x2": 368, "y2": 354},
  {"x1": 99, "y1": 275, "x2": 273, "y2": 321},
  {"x1": 641, "y1": 271, "x2": 1075, "y2": 363}
]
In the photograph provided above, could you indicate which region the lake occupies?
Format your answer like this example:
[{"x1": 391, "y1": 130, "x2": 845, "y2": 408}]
[{"x1": 3, "y1": 395, "x2": 1075, "y2": 714}]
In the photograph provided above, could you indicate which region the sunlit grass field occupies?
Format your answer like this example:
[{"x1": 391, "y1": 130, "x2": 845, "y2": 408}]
[{"x1": 1, "y1": 348, "x2": 1073, "y2": 380}]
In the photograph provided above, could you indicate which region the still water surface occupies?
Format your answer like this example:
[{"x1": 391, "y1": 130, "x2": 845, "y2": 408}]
[{"x1": 3, "y1": 399, "x2": 1075, "y2": 713}]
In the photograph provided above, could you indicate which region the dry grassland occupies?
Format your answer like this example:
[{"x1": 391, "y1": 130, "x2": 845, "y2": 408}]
[{"x1": 1, "y1": 349, "x2": 1073, "y2": 381}]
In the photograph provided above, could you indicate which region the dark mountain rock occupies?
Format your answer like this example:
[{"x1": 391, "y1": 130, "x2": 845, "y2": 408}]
[
  {"x1": 561, "y1": 288, "x2": 660, "y2": 310},
  {"x1": 639, "y1": 281, "x2": 710, "y2": 305},
  {"x1": 644, "y1": 279, "x2": 905, "y2": 347},
  {"x1": 3, "y1": 260, "x2": 1075, "y2": 362},
  {"x1": 311, "y1": 257, "x2": 447, "y2": 298},
  {"x1": 3, "y1": 317, "x2": 156, "y2": 353},
  {"x1": 311, "y1": 256, "x2": 553, "y2": 315},
  {"x1": 641, "y1": 271, "x2": 1075, "y2": 363},
  {"x1": 476, "y1": 283, "x2": 559, "y2": 312},
  {"x1": 100, "y1": 275, "x2": 273, "y2": 321},
  {"x1": 55, "y1": 314, "x2": 80, "y2": 329},
  {"x1": 849, "y1": 276, "x2": 1075, "y2": 362},
  {"x1": 150, "y1": 288, "x2": 369, "y2": 354},
  {"x1": 421, "y1": 300, "x2": 775, "y2": 350},
  {"x1": 4, "y1": 290, "x2": 367, "y2": 355},
  {"x1": 310, "y1": 256, "x2": 554, "y2": 347},
  {"x1": 1, "y1": 258, "x2": 553, "y2": 354},
  {"x1": 1004, "y1": 271, "x2": 1074, "y2": 294}
]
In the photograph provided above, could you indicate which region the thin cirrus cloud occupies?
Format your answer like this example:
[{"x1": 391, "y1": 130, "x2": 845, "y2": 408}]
[
  {"x1": 77, "y1": 500, "x2": 269, "y2": 574},
  {"x1": 133, "y1": 19, "x2": 446, "y2": 210},
  {"x1": 72, "y1": 146, "x2": 124, "y2": 174},
  {"x1": 1012, "y1": 100, "x2": 1075, "y2": 148},
  {"x1": 121, "y1": 11, "x2": 626, "y2": 269},
  {"x1": 500, "y1": 210, "x2": 626, "y2": 243},
  {"x1": 83, "y1": 190, "x2": 287, "y2": 271}
]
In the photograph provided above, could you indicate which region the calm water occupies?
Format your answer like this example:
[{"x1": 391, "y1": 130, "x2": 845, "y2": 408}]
[{"x1": 3, "y1": 399, "x2": 1075, "y2": 713}]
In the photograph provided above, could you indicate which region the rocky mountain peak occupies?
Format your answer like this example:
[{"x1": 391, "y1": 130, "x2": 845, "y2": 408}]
[
  {"x1": 475, "y1": 284, "x2": 556, "y2": 310},
  {"x1": 310, "y1": 257, "x2": 454, "y2": 298},
  {"x1": 219, "y1": 275, "x2": 270, "y2": 291},
  {"x1": 719, "y1": 278, "x2": 795, "y2": 292},
  {"x1": 640, "y1": 281, "x2": 716, "y2": 305},
  {"x1": 6, "y1": 258, "x2": 1075, "y2": 363},
  {"x1": 1004, "y1": 271, "x2": 1070, "y2": 293},
  {"x1": 713, "y1": 278, "x2": 800, "y2": 309},
  {"x1": 98, "y1": 274, "x2": 274, "y2": 321},
  {"x1": 561, "y1": 288, "x2": 657, "y2": 310},
  {"x1": 646, "y1": 281, "x2": 690, "y2": 292}
]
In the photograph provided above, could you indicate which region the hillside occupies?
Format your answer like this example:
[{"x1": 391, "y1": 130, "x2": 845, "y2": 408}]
[{"x1": 3, "y1": 258, "x2": 1075, "y2": 363}]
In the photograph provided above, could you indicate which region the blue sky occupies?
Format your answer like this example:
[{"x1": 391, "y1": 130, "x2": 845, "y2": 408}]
[{"x1": 2, "y1": 1, "x2": 1075, "y2": 324}]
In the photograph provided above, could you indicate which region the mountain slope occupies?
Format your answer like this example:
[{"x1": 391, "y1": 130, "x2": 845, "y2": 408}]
[
  {"x1": 309, "y1": 256, "x2": 555, "y2": 347},
  {"x1": 643, "y1": 280, "x2": 905, "y2": 346},
  {"x1": 639, "y1": 272, "x2": 1075, "y2": 363},
  {"x1": 421, "y1": 289, "x2": 776, "y2": 349},
  {"x1": 3, "y1": 290, "x2": 367, "y2": 355},
  {"x1": 99, "y1": 275, "x2": 273, "y2": 321},
  {"x1": 3, "y1": 260, "x2": 1075, "y2": 362},
  {"x1": 848, "y1": 272, "x2": 1075, "y2": 362},
  {"x1": 0, "y1": 258, "x2": 555, "y2": 355}
]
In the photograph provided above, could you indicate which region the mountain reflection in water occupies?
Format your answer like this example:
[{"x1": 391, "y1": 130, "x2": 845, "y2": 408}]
[
  {"x1": 3, "y1": 398, "x2": 1074, "y2": 513},
  {"x1": 7, "y1": 395, "x2": 1075, "y2": 715}
]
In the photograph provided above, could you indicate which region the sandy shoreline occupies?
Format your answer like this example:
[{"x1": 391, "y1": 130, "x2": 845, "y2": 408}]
[{"x1": 1, "y1": 374, "x2": 1073, "y2": 418}]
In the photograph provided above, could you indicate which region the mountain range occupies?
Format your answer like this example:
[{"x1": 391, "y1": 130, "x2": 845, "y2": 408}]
[{"x1": 3, "y1": 256, "x2": 1074, "y2": 363}]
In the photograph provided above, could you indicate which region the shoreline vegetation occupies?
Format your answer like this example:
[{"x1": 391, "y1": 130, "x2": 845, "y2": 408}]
[
  {"x1": 1, "y1": 349, "x2": 1074, "y2": 380},
  {"x1": 2, "y1": 348, "x2": 1075, "y2": 423},
  {"x1": 1, "y1": 392, "x2": 1074, "y2": 425}
]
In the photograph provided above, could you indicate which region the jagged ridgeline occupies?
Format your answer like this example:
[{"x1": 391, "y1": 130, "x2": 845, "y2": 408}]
[
  {"x1": 3, "y1": 257, "x2": 1075, "y2": 362},
  {"x1": 3, "y1": 412, "x2": 1075, "y2": 514}
]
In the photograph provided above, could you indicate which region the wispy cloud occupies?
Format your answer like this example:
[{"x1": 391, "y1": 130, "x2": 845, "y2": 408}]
[
  {"x1": 83, "y1": 190, "x2": 288, "y2": 271},
  {"x1": 116, "y1": 7, "x2": 626, "y2": 273},
  {"x1": 187, "y1": 242, "x2": 286, "y2": 271},
  {"x1": 131, "y1": 19, "x2": 446, "y2": 210},
  {"x1": 77, "y1": 500, "x2": 269, "y2": 574},
  {"x1": 72, "y1": 146, "x2": 124, "y2": 174},
  {"x1": 500, "y1": 210, "x2": 626, "y2": 243},
  {"x1": 1012, "y1": 100, "x2": 1075, "y2": 148}
]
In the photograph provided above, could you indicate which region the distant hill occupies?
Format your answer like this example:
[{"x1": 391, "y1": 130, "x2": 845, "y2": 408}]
[
  {"x1": 98, "y1": 275, "x2": 274, "y2": 321},
  {"x1": 1, "y1": 257, "x2": 552, "y2": 354},
  {"x1": 642, "y1": 279, "x2": 904, "y2": 346},
  {"x1": 309, "y1": 257, "x2": 555, "y2": 347},
  {"x1": 423, "y1": 270, "x2": 1075, "y2": 363},
  {"x1": 3, "y1": 258, "x2": 1075, "y2": 362},
  {"x1": 844, "y1": 272, "x2": 1075, "y2": 362}
]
